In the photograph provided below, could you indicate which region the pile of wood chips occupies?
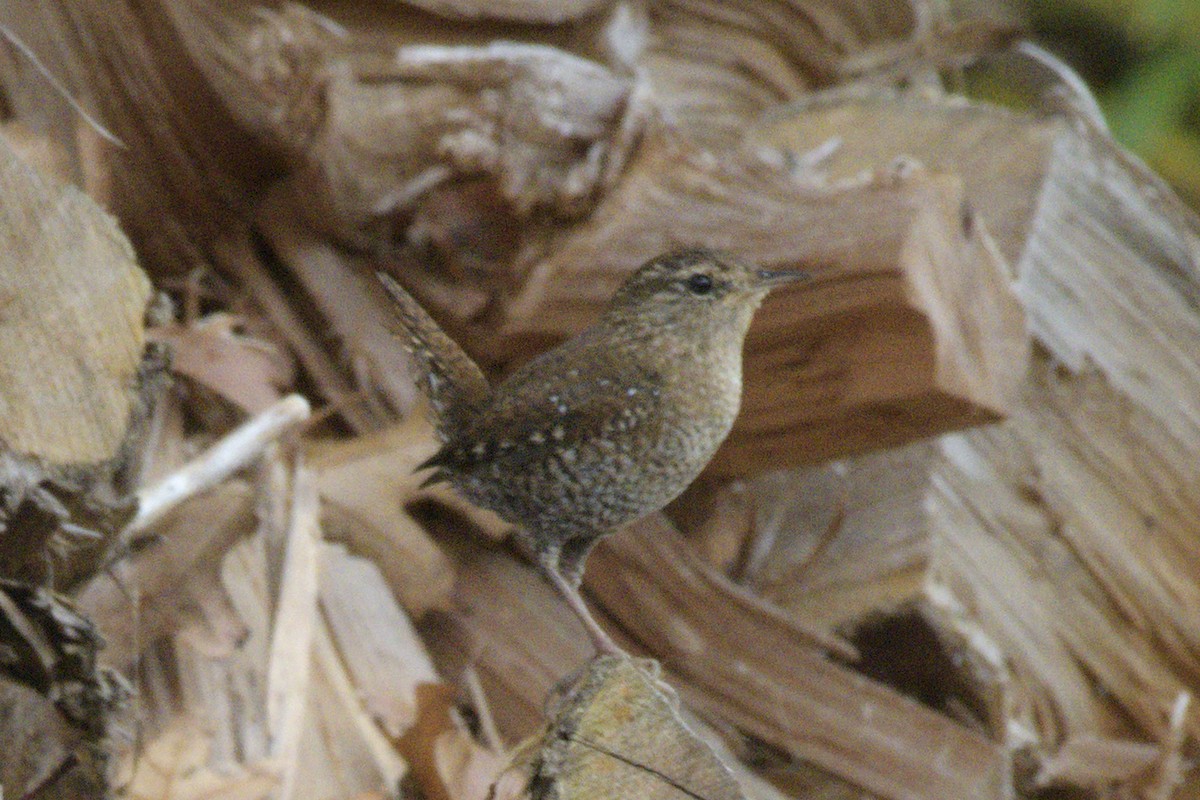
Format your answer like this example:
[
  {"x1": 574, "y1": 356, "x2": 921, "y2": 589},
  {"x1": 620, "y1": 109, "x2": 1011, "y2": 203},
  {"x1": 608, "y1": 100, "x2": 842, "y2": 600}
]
[{"x1": 1, "y1": 1, "x2": 1199, "y2": 798}]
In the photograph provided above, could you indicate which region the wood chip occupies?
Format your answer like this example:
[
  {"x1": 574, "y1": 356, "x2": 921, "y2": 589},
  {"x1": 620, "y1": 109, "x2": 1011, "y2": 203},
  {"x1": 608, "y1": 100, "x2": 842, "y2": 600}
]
[
  {"x1": 0, "y1": 130, "x2": 149, "y2": 465},
  {"x1": 495, "y1": 655, "x2": 746, "y2": 800}
]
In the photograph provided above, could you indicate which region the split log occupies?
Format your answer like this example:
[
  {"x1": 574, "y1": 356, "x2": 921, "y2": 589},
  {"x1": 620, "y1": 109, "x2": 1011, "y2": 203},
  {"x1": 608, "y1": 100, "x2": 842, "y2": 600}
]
[
  {"x1": 739, "y1": 88, "x2": 1200, "y2": 793},
  {"x1": 589, "y1": 518, "x2": 1009, "y2": 800},
  {"x1": 0, "y1": 126, "x2": 160, "y2": 589},
  {"x1": 505, "y1": 135, "x2": 1027, "y2": 474}
]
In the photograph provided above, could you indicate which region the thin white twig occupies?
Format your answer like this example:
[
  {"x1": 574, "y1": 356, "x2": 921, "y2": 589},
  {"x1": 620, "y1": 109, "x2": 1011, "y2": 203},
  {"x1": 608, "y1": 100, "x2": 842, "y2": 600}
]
[
  {"x1": 463, "y1": 663, "x2": 504, "y2": 753},
  {"x1": 0, "y1": 23, "x2": 125, "y2": 148},
  {"x1": 1015, "y1": 41, "x2": 1109, "y2": 132},
  {"x1": 128, "y1": 394, "x2": 311, "y2": 535}
]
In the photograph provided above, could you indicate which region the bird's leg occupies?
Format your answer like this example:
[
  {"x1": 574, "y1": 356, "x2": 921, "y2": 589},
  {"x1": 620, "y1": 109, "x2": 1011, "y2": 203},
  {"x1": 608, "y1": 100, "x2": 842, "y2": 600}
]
[
  {"x1": 540, "y1": 536, "x2": 620, "y2": 655},
  {"x1": 544, "y1": 565, "x2": 621, "y2": 655}
]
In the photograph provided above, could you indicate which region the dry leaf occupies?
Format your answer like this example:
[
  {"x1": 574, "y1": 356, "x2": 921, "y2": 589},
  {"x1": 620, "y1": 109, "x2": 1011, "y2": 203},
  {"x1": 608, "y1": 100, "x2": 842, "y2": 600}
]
[
  {"x1": 150, "y1": 313, "x2": 293, "y2": 414},
  {"x1": 310, "y1": 413, "x2": 456, "y2": 614},
  {"x1": 396, "y1": 682, "x2": 502, "y2": 800}
]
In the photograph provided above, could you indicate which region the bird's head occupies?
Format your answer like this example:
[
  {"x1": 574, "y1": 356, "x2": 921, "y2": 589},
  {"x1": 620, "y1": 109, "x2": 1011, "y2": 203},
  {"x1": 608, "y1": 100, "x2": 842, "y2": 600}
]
[{"x1": 606, "y1": 248, "x2": 806, "y2": 322}]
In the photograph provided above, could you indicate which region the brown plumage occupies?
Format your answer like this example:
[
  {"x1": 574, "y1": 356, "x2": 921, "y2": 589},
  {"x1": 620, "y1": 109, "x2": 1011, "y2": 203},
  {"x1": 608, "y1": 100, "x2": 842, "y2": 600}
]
[{"x1": 379, "y1": 248, "x2": 804, "y2": 653}]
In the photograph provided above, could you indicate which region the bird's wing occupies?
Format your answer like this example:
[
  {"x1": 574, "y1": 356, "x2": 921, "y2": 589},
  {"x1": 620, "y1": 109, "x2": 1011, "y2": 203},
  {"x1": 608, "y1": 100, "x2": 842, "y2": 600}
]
[
  {"x1": 423, "y1": 340, "x2": 665, "y2": 479},
  {"x1": 378, "y1": 273, "x2": 490, "y2": 442}
]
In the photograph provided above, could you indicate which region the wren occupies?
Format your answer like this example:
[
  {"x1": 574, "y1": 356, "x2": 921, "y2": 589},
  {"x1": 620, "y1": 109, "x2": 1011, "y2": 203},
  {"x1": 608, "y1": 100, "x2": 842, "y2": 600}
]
[{"x1": 379, "y1": 248, "x2": 804, "y2": 653}]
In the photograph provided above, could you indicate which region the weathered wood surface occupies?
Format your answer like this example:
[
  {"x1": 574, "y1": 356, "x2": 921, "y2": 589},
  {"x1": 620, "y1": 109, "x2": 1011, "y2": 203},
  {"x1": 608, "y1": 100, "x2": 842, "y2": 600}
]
[
  {"x1": 502, "y1": 137, "x2": 1027, "y2": 474},
  {"x1": 2, "y1": 2, "x2": 1198, "y2": 800},
  {"x1": 590, "y1": 519, "x2": 1009, "y2": 800},
  {"x1": 740, "y1": 92, "x2": 1200, "y2": 793},
  {"x1": 0, "y1": 132, "x2": 149, "y2": 467}
]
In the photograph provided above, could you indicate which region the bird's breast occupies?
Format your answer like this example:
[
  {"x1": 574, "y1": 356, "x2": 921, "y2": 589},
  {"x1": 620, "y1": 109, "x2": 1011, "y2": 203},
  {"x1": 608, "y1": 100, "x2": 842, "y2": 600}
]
[
  {"x1": 436, "y1": 328, "x2": 747, "y2": 540},
  {"x1": 652, "y1": 348, "x2": 743, "y2": 469}
]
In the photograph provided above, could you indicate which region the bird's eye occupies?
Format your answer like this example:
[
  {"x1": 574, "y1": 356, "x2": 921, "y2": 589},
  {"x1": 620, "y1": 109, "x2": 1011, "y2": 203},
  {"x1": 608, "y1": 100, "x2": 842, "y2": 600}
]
[{"x1": 686, "y1": 273, "x2": 714, "y2": 295}]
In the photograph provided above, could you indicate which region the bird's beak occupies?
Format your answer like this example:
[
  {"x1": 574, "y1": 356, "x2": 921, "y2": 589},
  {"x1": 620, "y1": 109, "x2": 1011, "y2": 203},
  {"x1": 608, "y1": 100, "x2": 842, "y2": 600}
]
[{"x1": 755, "y1": 269, "x2": 809, "y2": 288}]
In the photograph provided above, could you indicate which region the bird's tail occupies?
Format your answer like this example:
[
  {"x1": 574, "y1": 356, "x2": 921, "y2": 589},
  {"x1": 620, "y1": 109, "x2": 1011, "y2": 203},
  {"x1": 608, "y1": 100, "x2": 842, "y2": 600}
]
[{"x1": 377, "y1": 273, "x2": 490, "y2": 442}]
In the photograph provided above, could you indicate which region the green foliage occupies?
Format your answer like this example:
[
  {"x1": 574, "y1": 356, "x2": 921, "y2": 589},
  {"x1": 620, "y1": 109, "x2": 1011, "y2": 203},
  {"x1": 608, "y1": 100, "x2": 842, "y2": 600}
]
[{"x1": 1032, "y1": 0, "x2": 1200, "y2": 206}]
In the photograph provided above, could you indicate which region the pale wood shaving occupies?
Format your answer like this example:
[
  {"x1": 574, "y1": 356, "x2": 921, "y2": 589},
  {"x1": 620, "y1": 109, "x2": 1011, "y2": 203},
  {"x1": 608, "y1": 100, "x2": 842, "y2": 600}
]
[
  {"x1": 318, "y1": 542, "x2": 439, "y2": 737},
  {"x1": 121, "y1": 717, "x2": 278, "y2": 800},
  {"x1": 311, "y1": 617, "x2": 410, "y2": 790},
  {"x1": 266, "y1": 462, "x2": 323, "y2": 800}
]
